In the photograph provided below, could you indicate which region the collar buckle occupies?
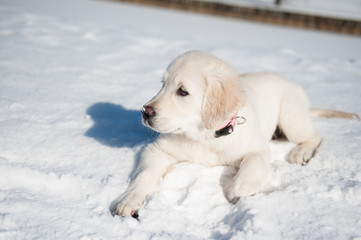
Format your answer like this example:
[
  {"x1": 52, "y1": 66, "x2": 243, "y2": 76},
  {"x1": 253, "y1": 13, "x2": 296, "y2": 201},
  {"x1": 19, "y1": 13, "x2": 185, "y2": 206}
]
[
  {"x1": 214, "y1": 114, "x2": 246, "y2": 138},
  {"x1": 215, "y1": 124, "x2": 234, "y2": 138}
]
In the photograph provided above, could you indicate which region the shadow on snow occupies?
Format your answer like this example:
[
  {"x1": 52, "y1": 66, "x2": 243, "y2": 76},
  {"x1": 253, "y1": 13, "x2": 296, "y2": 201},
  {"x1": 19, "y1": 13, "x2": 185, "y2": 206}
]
[{"x1": 85, "y1": 102, "x2": 158, "y2": 148}]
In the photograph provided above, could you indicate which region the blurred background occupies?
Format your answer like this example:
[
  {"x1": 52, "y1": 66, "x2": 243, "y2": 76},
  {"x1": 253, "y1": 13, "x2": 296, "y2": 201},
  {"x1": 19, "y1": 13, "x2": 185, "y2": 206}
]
[{"x1": 113, "y1": 0, "x2": 361, "y2": 35}]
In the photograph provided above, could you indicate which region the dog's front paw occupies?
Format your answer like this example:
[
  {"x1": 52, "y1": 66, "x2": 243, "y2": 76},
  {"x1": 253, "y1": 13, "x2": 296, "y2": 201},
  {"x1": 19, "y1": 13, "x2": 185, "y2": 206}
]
[
  {"x1": 225, "y1": 169, "x2": 267, "y2": 203},
  {"x1": 111, "y1": 191, "x2": 145, "y2": 217},
  {"x1": 225, "y1": 180, "x2": 259, "y2": 203}
]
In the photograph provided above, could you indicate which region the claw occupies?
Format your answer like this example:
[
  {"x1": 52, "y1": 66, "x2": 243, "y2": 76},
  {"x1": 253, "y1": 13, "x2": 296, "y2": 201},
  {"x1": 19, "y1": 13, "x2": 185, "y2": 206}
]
[
  {"x1": 131, "y1": 210, "x2": 140, "y2": 221},
  {"x1": 231, "y1": 197, "x2": 240, "y2": 204},
  {"x1": 111, "y1": 207, "x2": 118, "y2": 217}
]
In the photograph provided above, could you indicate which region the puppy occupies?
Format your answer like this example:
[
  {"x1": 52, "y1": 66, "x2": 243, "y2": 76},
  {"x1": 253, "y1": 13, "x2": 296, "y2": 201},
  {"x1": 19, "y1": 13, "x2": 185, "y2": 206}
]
[{"x1": 111, "y1": 50, "x2": 359, "y2": 217}]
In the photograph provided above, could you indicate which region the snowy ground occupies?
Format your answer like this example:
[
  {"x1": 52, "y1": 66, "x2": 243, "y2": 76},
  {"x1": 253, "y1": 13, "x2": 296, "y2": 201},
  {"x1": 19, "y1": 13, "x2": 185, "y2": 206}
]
[{"x1": 1, "y1": 0, "x2": 361, "y2": 239}]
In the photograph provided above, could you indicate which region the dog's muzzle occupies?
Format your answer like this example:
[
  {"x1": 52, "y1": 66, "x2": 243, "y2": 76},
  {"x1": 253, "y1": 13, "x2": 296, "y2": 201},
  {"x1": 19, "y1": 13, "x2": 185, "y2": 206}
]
[{"x1": 141, "y1": 105, "x2": 156, "y2": 126}]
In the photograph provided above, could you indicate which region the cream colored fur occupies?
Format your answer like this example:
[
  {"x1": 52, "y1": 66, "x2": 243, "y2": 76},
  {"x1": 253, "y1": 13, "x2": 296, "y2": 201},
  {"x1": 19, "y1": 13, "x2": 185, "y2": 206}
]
[{"x1": 111, "y1": 51, "x2": 358, "y2": 217}]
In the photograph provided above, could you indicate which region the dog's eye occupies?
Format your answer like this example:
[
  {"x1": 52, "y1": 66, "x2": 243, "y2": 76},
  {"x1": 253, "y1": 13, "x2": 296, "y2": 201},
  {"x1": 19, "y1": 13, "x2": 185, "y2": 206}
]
[{"x1": 177, "y1": 87, "x2": 189, "y2": 96}]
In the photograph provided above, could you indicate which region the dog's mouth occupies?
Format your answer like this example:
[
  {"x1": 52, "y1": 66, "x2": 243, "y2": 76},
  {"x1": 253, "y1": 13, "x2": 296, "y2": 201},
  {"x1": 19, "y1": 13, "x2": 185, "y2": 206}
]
[
  {"x1": 140, "y1": 107, "x2": 185, "y2": 134},
  {"x1": 142, "y1": 117, "x2": 154, "y2": 128},
  {"x1": 142, "y1": 117, "x2": 182, "y2": 134}
]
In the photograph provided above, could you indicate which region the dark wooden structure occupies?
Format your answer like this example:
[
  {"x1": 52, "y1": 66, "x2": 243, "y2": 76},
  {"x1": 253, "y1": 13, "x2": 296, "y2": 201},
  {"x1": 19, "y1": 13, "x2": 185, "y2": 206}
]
[{"x1": 111, "y1": 0, "x2": 361, "y2": 35}]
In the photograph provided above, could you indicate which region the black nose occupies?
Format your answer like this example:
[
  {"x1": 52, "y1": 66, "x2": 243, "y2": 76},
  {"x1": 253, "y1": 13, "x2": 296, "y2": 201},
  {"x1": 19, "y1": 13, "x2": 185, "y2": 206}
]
[{"x1": 141, "y1": 105, "x2": 155, "y2": 120}]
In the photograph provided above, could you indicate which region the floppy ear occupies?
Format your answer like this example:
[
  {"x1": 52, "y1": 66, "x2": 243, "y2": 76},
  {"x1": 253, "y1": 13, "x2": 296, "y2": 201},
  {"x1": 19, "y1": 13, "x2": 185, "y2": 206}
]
[{"x1": 201, "y1": 71, "x2": 245, "y2": 129}]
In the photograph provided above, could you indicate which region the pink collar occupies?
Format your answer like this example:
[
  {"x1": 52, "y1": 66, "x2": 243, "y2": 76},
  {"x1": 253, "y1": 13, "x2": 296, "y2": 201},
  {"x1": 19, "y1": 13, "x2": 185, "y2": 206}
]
[{"x1": 214, "y1": 113, "x2": 246, "y2": 138}]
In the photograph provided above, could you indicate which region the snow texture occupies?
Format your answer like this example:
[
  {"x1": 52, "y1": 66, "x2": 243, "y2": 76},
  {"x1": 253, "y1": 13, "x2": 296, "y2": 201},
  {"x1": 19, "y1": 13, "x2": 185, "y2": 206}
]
[{"x1": 0, "y1": 0, "x2": 361, "y2": 239}]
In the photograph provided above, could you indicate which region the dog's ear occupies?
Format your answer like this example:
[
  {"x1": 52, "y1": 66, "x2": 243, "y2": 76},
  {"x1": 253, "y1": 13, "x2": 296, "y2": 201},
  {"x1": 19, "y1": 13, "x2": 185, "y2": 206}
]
[{"x1": 202, "y1": 70, "x2": 245, "y2": 129}]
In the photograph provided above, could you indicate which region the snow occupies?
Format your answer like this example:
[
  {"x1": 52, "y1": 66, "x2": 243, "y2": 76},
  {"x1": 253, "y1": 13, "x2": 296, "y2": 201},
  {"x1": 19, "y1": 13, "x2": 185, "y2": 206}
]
[{"x1": 1, "y1": 0, "x2": 361, "y2": 239}]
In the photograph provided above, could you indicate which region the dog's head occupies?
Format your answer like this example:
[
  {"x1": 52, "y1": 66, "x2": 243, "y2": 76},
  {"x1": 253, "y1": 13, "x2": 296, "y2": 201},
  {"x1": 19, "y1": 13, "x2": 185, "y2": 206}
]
[{"x1": 142, "y1": 51, "x2": 245, "y2": 138}]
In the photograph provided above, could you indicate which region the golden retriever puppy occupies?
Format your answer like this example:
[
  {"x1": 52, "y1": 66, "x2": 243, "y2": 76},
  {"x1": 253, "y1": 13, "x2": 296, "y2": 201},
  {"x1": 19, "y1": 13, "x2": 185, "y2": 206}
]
[{"x1": 111, "y1": 50, "x2": 359, "y2": 218}]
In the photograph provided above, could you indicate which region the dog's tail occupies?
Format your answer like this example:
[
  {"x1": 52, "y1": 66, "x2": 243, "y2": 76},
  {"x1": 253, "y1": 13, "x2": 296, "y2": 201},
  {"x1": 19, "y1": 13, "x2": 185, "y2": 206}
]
[{"x1": 311, "y1": 108, "x2": 360, "y2": 120}]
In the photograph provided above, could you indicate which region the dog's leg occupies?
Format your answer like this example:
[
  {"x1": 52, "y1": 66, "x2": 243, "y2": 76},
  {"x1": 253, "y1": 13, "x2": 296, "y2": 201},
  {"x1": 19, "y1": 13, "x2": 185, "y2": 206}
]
[
  {"x1": 225, "y1": 151, "x2": 271, "y2": 203},
  {"x1": 278, "y1": 93, "x2": 322, "y2": 165},
  {"x1": 287, "y1": 132, "x2": 321, "y2": 165},
  {"x1": 111, "y1": 145, "x2": 176, "y2": 217}
]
